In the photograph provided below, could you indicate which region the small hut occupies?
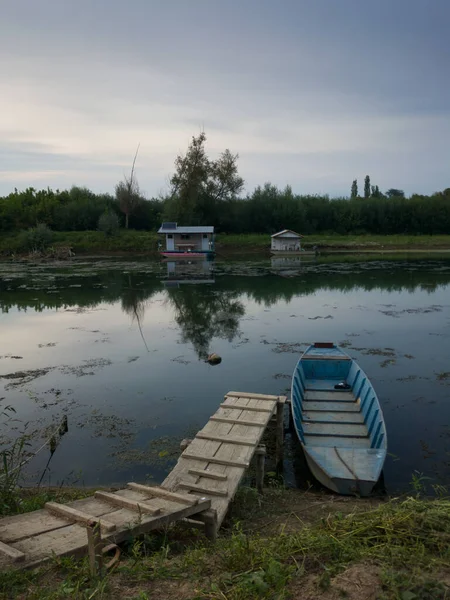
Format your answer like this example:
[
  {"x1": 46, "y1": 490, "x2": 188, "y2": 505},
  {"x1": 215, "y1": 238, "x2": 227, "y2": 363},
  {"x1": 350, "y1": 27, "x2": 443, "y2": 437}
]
[{"x1": 270, "y1": 230, "x2": 303, "y2": 254}]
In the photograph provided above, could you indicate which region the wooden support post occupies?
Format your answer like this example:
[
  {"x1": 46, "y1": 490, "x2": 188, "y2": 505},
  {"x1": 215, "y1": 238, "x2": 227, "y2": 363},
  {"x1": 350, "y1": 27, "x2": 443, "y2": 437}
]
[
  {"x1": 276, "y1": 401, "x2": 285, "y2": 469},
  {"x1": 202, "y1": 510, "x2": 218, "y2": 542},
  {"x1": 180, "y1": 438, "x2": 192, "y2": 451},
  {"x1": 255, "y1": 445, "x2": 266, "y2": 494},
  {"x1": 87, "y1": 520, "x2": 103, "y2": 579}
]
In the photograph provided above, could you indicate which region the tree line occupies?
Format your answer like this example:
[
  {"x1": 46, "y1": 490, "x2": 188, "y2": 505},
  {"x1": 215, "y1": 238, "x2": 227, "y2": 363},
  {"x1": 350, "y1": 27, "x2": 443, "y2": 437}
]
[{"x1": 1, "y1": 132, "x2": 449, "y2": 236}]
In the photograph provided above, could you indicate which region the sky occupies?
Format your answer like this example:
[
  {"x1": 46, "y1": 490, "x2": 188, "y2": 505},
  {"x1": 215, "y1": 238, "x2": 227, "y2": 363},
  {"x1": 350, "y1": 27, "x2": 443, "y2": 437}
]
[{"x1": 1, "y1": 0, "x2": 449, "y2": 198}]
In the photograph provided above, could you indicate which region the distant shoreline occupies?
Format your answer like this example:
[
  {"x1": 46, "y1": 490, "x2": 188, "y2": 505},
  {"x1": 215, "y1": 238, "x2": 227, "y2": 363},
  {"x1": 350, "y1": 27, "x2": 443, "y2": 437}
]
[{"x1": 2, "y1": 231, "x2": 450, "y2": 259}]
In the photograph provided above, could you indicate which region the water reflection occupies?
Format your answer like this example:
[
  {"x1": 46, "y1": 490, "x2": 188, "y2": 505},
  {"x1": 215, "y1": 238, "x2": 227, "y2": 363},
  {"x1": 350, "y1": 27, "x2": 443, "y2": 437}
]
[
  {"x1": 2, "y1": 259, "x2": 450, "y2": 315},
  {"x1": 164, "y1": 258, "x2": 215, "y2": 286},
  {"x1": 1, "y1": 257, "x2": 450, "y2": 490},
  {"x1": 165, "y1": 286, "x2": 244, "y2": 360}
]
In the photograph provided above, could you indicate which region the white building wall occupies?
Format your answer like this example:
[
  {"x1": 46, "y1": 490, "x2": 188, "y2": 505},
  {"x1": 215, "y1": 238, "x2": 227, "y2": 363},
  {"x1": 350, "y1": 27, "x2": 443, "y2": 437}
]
[{"x1": 271, "y1": 236, "x2": 301, "y2": 251}]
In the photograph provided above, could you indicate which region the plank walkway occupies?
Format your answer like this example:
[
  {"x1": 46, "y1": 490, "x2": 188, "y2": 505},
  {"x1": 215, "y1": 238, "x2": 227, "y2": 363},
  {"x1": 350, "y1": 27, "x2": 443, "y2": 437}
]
[{"x1": 0, "y1": 391, "x2": 285, "y2": 571}]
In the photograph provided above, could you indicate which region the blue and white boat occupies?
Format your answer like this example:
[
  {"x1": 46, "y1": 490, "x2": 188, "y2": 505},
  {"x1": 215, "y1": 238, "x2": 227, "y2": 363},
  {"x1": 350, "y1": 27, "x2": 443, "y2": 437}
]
[{"x1": 291, "y1": 343, "x2": 387, "y2": 496}]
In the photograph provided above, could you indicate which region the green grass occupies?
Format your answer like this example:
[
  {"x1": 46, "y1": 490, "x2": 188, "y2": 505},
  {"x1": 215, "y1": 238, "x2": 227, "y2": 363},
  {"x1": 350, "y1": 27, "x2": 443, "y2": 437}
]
[
  {"x1": 0, "y1": 490, "x2": 448, "y2": 600},
  {"x1": 0, "y1": 230, "x2": 159, "y2": 255},
  {"x1": 2, "y1": 230, "x2": 450, "y2": 257},
  {"x1": 216, "y1": 233, "x2": 450, "y2": 249}
]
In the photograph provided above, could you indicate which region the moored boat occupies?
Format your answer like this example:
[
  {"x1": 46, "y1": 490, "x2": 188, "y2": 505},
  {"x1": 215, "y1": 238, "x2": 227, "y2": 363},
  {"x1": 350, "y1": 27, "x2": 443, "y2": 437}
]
[{"x1": 291, "y1": 343, "x2": 387, "y2": 496}]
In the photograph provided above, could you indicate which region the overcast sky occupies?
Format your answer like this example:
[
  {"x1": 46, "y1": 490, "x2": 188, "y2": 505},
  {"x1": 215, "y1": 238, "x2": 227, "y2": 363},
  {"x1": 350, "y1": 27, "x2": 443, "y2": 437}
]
[{"x1": 1, "y1": 0, "x2": 449, "y2": 198}]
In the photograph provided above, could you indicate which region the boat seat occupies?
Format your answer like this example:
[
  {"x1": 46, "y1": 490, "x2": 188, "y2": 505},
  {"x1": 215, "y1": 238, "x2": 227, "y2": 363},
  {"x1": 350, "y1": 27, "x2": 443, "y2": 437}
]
[
  {"x1": 302, "y1": 401, "x2": 359, "y2": 412},
  {"x1": 305, "y1": 379, "x2": 352, "y2": 392},
  {"x1": 303, "y1": 422, "x2": 368, "y2": 438},
  {"x1": 302, "y1": 410, "x2": 364, "y2": 424},
  {"x1": 304, "y1": 391, "x2": 355, "y2": 402},
  {"x1": 304, "y1": 435, "x2": 371, "y2": 449}
]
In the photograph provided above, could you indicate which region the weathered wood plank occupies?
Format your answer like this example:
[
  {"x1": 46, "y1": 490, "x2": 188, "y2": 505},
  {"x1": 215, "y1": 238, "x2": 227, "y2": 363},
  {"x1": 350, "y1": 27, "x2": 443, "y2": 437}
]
[
  {"x1": 304, "y1": 435, "x2": 371, "y2": 448},
  {"x1": 181, "y1": 452, "x2": 250, "y2": 468},
  {"x1": 94, "y1": 492, "x2": 161, "y2": 515},
  {"x1": 10, "y1": 499, "x2": 211, "y2": 570},
  {"x1": 302, "y1": 411, "x2": 364, "y2": 424},
  {"x1": 127, "y1": 484, "x2": 199, "y2": 505},
  {"x1": 0, "y1": 540, "x2": 25, "y2": 562},
  {"x1": 303, "y1": 422, "x2": 368, "y2": 438},
  {"x1": 188, "y1": 469, "x2": 228, "y2": 481},
  {"x1": 226, "y1": 392, "x2": 280, "y2": 401},
  {"x1": 196, "y1": 432, "x2": 256, "y2": 446},
  {"x1": 220, "y1": 403, "x2": 273, "y2": 413},
  {"x1": 304, "y1": 391, "x2": 355, "y2": 402},
  {"x1": 303, "y1": 401, "x2": 360, "y2": 412},
  {"x1": 45, "y1": 502, "x2": 116, "y2": 532},
  {"x1": 177, "y1": 483, "x2": 228, "y2": 497},
  {"x1": 0, "y1": 510, "x2": 72, "y2": 544},
  {"x1": 210, "y1": 417, "x2": 266, "y2": 427}
]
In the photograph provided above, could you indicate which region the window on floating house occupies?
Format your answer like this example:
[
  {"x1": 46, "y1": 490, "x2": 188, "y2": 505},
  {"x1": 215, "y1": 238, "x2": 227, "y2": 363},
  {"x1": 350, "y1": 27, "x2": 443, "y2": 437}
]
[
  {"x1": 181, "y1": 234, "x2": 191, "y2": 240},
  {"x1": 203, "y1": 234, "x2": 208, "y2": 238},
  {"x1": 167, "y1": 234, "x2": 173, "y2": 239}
]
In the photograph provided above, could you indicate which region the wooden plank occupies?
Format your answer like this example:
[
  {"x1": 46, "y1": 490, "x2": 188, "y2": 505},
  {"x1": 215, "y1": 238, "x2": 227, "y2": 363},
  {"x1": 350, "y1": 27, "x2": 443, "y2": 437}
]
[
  {"x1": 303, "y1": 411, "x2": 364, "y2": 424},
  {"x1": 305, "y1": 380, "x2": 348, "y2": 391},
  {"x1": 304, "y1": 391, "x2": 355, "y2": 402},
  {"x1": 210, "y1": 416, "x2": 266, "y2": 427},
  {"x1": 303, "y1": 422, "x2": 368, "y2": 438},
  {"x1": 94, "y1": 491, "x2": 161, "y2": 515},
  {"x1": 304, "y1": 435, "x2": 371, "y2": 448},
  {"x1": 0, "y1": 510, "x2": 73, "y2": 544},
  {"x1": 0, "y1": 540, "x2": 25, "y2": 562},
  {"x1": 303, "y1": 401, "x2": 359, "y2": 412},
  {"x1": 181, "y1": 452, "x2": 249, "y2": 468},
  {"x1": 220, "y1": 403, "x2": 273, "y2": 413},
  {"x1": 9, "y1": 498, "x2": 211, "y2": 570},
  {"x1": 87, "y1": 522, "x2": 103, "y2": 577},
  {"x1": 188, "y1": 468, "x2": 228, "y2": 481},
  {"x1": 45, "y1": 502, "x2": 116, "y2": 532},
  {"x1": 178, "y1": 483, "x2": 228, "y2": 497},
  {"x1": 127, "y1": 483, "x2": 199, "y2": 505},
  {"x1": 226, "y1": 391, "x2": 280, "y2": 401},
  {"x1": 196, "y1": 432, "x2": 256, "y2": 446}
]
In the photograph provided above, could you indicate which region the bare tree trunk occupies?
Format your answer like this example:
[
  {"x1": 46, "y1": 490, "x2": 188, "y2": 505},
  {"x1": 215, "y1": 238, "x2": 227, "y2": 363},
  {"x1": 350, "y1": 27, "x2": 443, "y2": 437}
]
[{"x1": 125, "y1": 213, "x2": 129, "y2": 229}]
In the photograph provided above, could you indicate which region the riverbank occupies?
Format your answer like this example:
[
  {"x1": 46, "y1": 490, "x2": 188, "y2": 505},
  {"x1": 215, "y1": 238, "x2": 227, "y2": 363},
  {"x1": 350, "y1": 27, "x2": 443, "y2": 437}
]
[
  {"x1": 1, "y1": 486, "x2": 449, "y2": 599},
  {"x1": 2, "y1": 231, "x2": 450, "y2": 258}
]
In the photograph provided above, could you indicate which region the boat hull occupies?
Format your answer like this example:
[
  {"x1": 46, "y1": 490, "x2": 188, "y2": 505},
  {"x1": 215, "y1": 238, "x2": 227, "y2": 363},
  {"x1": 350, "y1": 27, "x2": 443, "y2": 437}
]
[
  {"x1": 291, "y1": 343, "x2": 387, "y2": 496},
  {"x1": 303, "y1": 446, "x2": 380, "y2": 496}
]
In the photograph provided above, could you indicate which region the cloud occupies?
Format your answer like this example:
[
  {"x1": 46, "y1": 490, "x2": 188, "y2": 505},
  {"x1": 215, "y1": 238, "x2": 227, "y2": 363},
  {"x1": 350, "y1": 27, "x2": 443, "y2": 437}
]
[{"x1": 0, "y1": 0, "x2": 449, "y2": 196}]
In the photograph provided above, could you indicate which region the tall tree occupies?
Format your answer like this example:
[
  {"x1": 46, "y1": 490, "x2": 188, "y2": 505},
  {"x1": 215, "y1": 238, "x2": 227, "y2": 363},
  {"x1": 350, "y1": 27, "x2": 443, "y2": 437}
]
[
  {"x1": 351, "y1": 179, "x2": 358, "y2": 199},
  {"x1": 364, "y1": 175, "x2": 371, "y2": 199},
  {"x1": 386, "y1": 188, "x2": 405, "y2": 199},
  {"x1": 115, "y1": 144, "x2": 143, "y2": 229},
  {"x1": 371, "y1": 185, "x2": 382, "y2": 198},
  {"x1": 165, "y1": 132, "x2": 244, "y2": 223}
]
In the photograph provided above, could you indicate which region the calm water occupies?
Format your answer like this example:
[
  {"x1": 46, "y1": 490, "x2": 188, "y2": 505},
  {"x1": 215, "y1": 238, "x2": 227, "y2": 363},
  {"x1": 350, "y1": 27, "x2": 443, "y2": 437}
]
[{"x1": 0, "y1": 256, "x2": 449, "y2": 494}]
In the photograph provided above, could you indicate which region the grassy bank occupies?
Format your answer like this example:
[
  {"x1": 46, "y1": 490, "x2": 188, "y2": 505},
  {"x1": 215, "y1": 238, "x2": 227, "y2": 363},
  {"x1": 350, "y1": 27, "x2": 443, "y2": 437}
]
[
  {"x1": 1, "y1": 486, "x2": 449, "y2": 599},
  {"x1": 0, "y1": 230, "x2": 159, "y2": 256},
  {"x1": 2, "y1": 231, "x2": 450, "y2": 258},
  {"x1": 216, "y1": 233, "x2": 450, "y2": 252}
]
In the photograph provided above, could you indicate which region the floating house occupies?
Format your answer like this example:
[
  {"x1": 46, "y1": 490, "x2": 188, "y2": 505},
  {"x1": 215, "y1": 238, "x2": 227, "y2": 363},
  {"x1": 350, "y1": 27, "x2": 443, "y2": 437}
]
[
  {"x1": 270, "y1": 229, "x2": 304, "y2": 254},
  {"x1": 158, "y1": 223, "x2": 215, "y2": 258}
]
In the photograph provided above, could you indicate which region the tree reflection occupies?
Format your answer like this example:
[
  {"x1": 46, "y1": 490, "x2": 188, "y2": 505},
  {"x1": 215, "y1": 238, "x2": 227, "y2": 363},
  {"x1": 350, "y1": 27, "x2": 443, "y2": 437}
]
[
  {"x1": 165, "y1": 286, "x2": 245, "y2": 360},
  {"x1": 120, "y1": 274, "x2": 154, "y2": 352}
]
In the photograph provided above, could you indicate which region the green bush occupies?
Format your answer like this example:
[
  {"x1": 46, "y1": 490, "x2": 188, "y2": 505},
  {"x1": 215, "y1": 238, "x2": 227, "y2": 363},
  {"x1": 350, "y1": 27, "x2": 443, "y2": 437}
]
[
  {"x1": 18, "y1": 223, "x2": 53, "y2": 252},
  {"x1": 98, "y1": 211, "x2": 120, "y2": 236}
]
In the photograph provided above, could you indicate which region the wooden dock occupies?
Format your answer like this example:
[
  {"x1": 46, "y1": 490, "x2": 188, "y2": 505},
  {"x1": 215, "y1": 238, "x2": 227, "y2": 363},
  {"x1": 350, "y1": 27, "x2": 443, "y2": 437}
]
[{"x1": 0, "y1": 391, "x2": 286, "y2": 571}]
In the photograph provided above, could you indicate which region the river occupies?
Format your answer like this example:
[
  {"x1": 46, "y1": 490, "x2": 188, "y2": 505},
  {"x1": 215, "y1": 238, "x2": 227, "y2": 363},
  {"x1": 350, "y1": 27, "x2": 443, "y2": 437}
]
[{"x1": 0, "y1": 255, "x2": 449, "y2": 494}]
